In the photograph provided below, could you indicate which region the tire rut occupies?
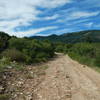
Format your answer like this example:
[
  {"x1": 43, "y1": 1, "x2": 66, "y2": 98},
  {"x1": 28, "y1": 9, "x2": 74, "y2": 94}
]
[{"x1": 32, "y1": 54, "x2": 100, "y2": 100}]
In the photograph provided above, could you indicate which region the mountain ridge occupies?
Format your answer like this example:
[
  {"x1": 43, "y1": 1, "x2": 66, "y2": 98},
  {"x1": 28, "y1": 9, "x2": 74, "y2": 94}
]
[{"x1": 31, "y1": 30, "x2": 100, "y2": 43}]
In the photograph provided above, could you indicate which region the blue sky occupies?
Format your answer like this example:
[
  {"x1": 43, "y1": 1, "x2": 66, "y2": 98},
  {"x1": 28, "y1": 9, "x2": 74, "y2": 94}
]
[{"x1": 0, "y1": 0, "x2": 100, "y2": 37}]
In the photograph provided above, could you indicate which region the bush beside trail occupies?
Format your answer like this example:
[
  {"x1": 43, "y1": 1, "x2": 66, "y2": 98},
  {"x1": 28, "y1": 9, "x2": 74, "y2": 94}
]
[{"x1": 54, "y1": 42, "x2": 100, "y2": 68}]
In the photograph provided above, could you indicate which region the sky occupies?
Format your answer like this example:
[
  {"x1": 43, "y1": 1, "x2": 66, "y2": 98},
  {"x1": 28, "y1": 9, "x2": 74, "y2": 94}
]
[{"x1": 0, "y1": 0, "x2": 100, "y2": 37}]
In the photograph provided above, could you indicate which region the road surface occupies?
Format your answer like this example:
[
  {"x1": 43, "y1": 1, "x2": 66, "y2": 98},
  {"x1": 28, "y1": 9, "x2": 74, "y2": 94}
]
[{"x1": 33, "y1": 55, "x2": 100, "y2": 100}]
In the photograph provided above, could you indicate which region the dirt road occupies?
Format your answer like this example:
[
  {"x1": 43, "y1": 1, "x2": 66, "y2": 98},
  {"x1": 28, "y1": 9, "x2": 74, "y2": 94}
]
[{"x1": 33, "y1": 55, "x2": 100, "y2": 100}]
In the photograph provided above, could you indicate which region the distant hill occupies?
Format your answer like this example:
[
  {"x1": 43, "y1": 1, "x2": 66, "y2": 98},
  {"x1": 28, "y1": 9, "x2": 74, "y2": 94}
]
[{"x1": 31, "y1": 30, "x2": 100, "y2": 43}]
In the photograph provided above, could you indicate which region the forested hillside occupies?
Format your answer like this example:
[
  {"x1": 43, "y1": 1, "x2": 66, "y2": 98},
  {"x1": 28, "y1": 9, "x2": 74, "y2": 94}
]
[{"x1": 32, "y1": 30, "x2": 100, "y2": 43}]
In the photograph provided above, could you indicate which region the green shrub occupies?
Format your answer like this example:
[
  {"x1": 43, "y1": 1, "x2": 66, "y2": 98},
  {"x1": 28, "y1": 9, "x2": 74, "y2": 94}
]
[
  {"x1": 8, "y1": 38, "x2": 55, "y2": 64},
  {"x1": 8, "y1": 38, "x2": 29, "y2": 51},
  {"x1": 68, "y1": 43, "x2": 100, "y2": 68},
  {"x1": 95, "y1": 55, "x2": 100, "y2": 67},
  {"x1": 0, "y1": 57, "x2": 24, "y2": 72},
  {"x1": 2, "y1": 49, "x2": 26, "y2": 62},
  {"x1": 10, "y1": 62, "x2": 24, "y2": 71},
  {"x1": 0, "y1": 94, "x2": 10, "y2": 100},
  {"x1": 0, "y1": 32, "x2": 10, "y2": 52},
  {"x1": 0, "y1": 57, "x2": 11, "y2": 72}
]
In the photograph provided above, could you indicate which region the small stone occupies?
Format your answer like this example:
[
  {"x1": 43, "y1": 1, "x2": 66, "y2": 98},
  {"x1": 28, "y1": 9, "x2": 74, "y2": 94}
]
[
  {"x1": 3, "y1": 75, "x2": 7, "y2": 79},
  {"x1": 7, "y1": 66, "x2": 12, "y2": 69},
  {"x1": 66, "y1": 75, "x2": 70, "y2": 78},
  {"x1": 20, "y1": 92, "x2": 23, "y2": 95},
  {"x1": 0, "y1": 86, "x2": 4, "y2": 93},
  {"x1": 83, "y1": 65, "x2": 86, "y2": 68}
]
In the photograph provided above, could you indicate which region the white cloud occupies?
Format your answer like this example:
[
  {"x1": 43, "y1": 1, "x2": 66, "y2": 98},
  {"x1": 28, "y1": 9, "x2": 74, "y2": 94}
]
[
  {"x1": 0, "y1": 0, "x2": 71, "y2": 37},
  {"x1": 43, "y1": 14, "x2": 59, "y2": 20},
  {"x1": 67, "y1": 19, "x2": 89, "y2": 26},
  {"x1": 37, "y1": 28, "x2": 70, "y2": 36},
  {"x1": 2, "y1": 26, "x2": 58, "y2": 37},
  {"x1": 52, "y1": 28, "x2": 71, "y2": 35},
  {"x1": 56, "y1": 11, "x2": 100, "y2": 23},
  {"x1": 0, "y1": 0, "x2": 72, "y2": 20},
  {"x1": 70, "y1": 11, "x2": 100, "y2": 19},
  {"x1": 14, "y1": 26, "x2": 58, "y2": 37},
  {"x1": 84, "y1": 22, "x2": 93, "y2": 28},
  {"x1": 94, "y1": 24, "x2": 100, "y2": 28},
  {"x1": 78, "y1": 0, "x2": 100, "y2": 9},
  {"x1": 39, "y1": 0, "x2": 72, "y2": 8}
]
